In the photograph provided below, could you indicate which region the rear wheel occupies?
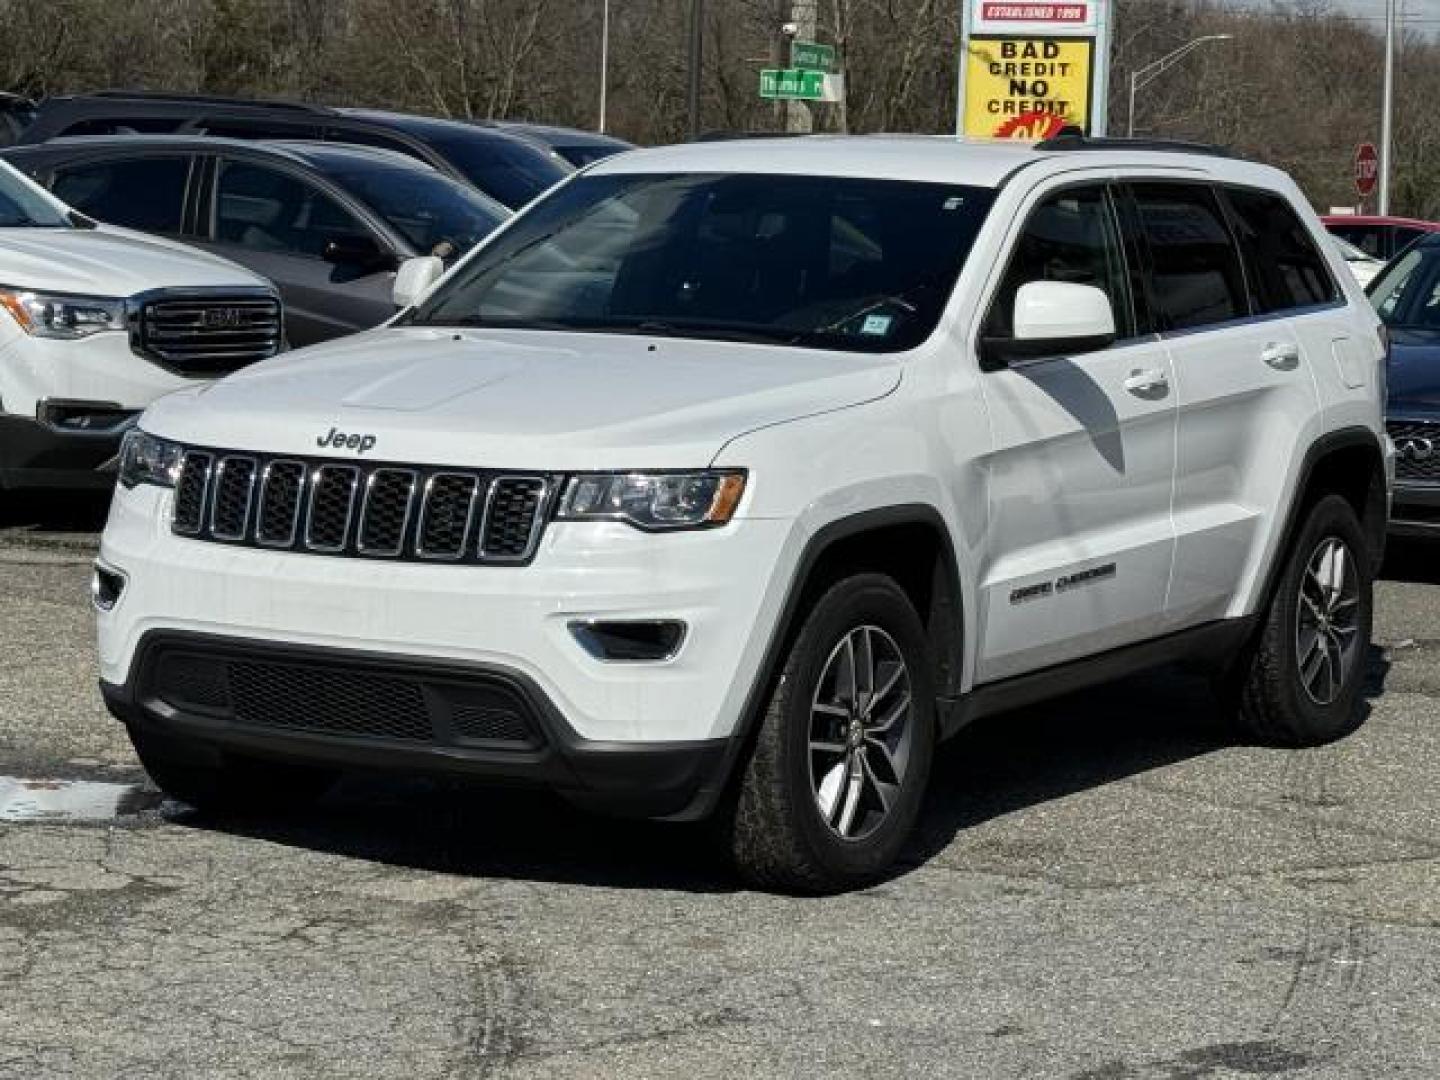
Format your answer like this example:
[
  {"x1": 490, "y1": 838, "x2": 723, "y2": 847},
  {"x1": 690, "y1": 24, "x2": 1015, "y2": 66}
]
[
  {"x1": 725, "y1": 573, "x2": 936, "y2": 894},
  {"x1": 1232, "y1": 493, "x2": 1373, "y2": 746},
  {"x1": 129, "y1": 727, "x2": 336, "y2": 813}
]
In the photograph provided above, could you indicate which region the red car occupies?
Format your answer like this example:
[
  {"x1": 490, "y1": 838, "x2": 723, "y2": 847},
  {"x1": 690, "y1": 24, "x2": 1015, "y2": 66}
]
[{"x1": 1321, "y1": 214, "x2": 1440, "y2": 261}]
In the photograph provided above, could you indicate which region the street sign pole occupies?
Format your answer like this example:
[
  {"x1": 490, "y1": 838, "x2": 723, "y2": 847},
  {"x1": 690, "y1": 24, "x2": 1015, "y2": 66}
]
[
  {"x1": 1380, "y1": 0, "x2": 1395, "y2": 216},
  {"x1": 688, "y1": 0, "x2": 704, "y2": 139},
  {"x1": 954, "y1": 0, "x2": 969, "y2": 136}
]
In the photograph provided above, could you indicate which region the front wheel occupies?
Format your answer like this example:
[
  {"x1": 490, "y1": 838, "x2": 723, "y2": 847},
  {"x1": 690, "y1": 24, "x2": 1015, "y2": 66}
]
[
  {"x1": 1232, "y1": 493, "x2": 1374, "y2": 746},
  {"x1": 725, "y1": 573, "x2": 936, "y2": 894}
]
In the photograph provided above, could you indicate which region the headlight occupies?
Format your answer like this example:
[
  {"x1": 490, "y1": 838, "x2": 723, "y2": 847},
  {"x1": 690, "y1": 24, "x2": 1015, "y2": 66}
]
[
  {"x1": 0, "y1": 287, "x2": 126, "y2": 339},
  {"x1": 558, "y1": 470, "x2": 746, "y2": 530},
  {"x1": 118, "y1": 430, "x2": 185, "y2": 490}
]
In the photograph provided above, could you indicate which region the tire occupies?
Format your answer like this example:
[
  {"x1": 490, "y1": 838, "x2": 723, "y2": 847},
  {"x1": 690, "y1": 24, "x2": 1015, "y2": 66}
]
[
  {"x1": 724, "y1": 573, "x2": 937, "y2": 894},
  {"x1": 1233, "y1": 493, "x2": 1373, "y2": 747},
  {"x1": 129, "y1": 726, "x2": 336, "y2": 814}
]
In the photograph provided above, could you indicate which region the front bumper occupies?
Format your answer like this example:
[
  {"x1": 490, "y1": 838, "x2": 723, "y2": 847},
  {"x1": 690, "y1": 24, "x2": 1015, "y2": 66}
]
[
  {"x1": 1389, "y1": 480, "x2": 1440, "y2": 538},
  {"x1": 98, "y1": 483, "x2": 799, "y2": 747},
  {"x1": 0, "y1": 406, "x2": 135, "y2": 489},
  {"x1": 101, "y1": 631, "x2": 730, "y2": 819}
]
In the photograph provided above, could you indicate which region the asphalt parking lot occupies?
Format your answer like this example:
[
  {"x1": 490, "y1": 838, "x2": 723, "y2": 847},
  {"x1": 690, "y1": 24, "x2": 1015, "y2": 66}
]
[{"x1": 1, "y1": 493, "x2": 1437, "y2": 1079}]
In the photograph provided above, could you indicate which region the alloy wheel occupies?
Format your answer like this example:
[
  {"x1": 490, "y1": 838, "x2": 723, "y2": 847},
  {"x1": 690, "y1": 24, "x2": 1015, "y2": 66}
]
[
  {"x1": 808, "y1": 625, "x2": 915, "y2": 841},
  {"x1": 1295, "y1": 536, "x2": 1362, "y2": 706}
]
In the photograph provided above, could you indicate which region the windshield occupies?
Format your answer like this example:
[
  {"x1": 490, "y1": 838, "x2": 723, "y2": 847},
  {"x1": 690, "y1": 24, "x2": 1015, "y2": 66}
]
[
  {"x1": 425, "y1": 131, "x2": 571, "y2": 209},
  {"x1": 1370, "y1": 243, "x2": 1440, "y2": 328},
  {"x1": 0, "y1": 162, "x2": 69, "y2": 228},
  {"x1": 326, "y1": 161, "x2": 510, "y2": 259},
  {"x1": 407, "y1": 172, "x2": 996, "y2": 353}
]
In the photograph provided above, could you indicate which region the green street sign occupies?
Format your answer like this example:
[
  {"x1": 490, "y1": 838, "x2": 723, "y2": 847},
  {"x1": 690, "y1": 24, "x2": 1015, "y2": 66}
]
[
  {"x1": 790, "y1": 40, "x2": 835, "y2": 72},
  {"x1": 759, "y1": 68, "x2": 826, "y2": 101}
]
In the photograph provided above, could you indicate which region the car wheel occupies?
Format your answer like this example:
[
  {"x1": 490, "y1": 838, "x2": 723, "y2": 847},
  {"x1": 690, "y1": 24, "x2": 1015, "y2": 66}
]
[
  {"x1": 129, "y1": 727, "x2": 336, "y2": 813},
  {"x1": 1234, "y1": 493, "x2": 1373, "y2": 746},
  {"x1": 726, "y1": 573, "x2": 936, "y2": 894}
]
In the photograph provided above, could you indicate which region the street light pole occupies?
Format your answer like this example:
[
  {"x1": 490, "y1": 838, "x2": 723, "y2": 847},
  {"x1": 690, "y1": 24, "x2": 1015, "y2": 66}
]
[
  {"x1": 1380, "y1": 0, "x2": 1395, "y2": 215},
  {"x1": 1127, "y1": 34, "x2": 1233, "y2": 138},
  {"x1": 687, "y1": 0, "x2": 704, "y2": 139},
  {"x1": 598, "y1": 0, "x2": 611, "y2": 134}
]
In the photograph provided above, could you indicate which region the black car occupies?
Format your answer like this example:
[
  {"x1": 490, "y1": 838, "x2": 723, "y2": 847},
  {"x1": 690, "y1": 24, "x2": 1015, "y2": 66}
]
[
  {"x1": 1, "y1": 136, "x2": 511, "y2": 345},
  {"x1": 16, "y1": 92, "x2": 572, "y2": 208},
  {"x1": 487, "y1": 121, "x2": 634, "y2": 167},
  {"x1": 1369, "y1": 233, "x2": 1440, "y2": 537}
]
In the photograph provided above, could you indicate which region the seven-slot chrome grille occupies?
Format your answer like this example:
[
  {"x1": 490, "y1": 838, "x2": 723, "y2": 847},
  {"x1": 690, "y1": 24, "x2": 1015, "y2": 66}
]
[
  {"x1": 172, "y1": 451, "x2": 553, "y2": 564},
  {"x1": 134, "y1": 294, "x2": 283, "y2": 377},
  {"x1": 1388, "y1": 419, "x2": 1440, "y2": 483}
]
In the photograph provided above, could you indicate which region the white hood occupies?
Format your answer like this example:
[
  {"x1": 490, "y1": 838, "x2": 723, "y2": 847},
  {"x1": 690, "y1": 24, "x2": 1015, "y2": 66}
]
[
  {"x1": 0, "y1": 225, "x2": 269, "y2": 296},
  {"x1": 142, "y1": 327, "x2": 903, "y2": 469}
]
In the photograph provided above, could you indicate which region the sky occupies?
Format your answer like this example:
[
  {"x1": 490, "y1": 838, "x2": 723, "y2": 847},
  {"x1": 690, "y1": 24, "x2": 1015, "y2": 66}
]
[{"x1": 1234, "y1": 0, "x2": 1440, "y2": 32}]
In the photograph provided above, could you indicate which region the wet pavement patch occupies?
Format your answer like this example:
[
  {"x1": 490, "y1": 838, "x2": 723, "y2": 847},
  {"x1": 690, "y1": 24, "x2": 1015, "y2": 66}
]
[{"x1": 0, "y1": 776, "x2": 162, "y2": 822}]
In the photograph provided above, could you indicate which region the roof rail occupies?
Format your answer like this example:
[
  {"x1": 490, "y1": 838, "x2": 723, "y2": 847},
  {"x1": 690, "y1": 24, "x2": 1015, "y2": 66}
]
[
  {"x1": 86, "y1": 89, "x2": 335, "y2": 116},
  {"x1": 1035, "y1": 125, "x2": 1234, "y2": 159}
]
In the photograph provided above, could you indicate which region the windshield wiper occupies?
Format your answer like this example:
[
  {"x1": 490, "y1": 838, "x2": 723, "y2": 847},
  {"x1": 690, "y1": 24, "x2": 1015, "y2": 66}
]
[{"x1": 636, "y1": 320, "x2": 802, "y2": 345}]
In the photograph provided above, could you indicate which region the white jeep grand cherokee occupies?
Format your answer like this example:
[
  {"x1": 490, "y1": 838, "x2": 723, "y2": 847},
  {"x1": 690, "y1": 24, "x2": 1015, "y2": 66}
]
[
  {"x1": 96, "y1": 135, "x2": 1391, "y2": 892},
  {"x1": 0, "y1": 160, "x2": 280, "y2": 493}
]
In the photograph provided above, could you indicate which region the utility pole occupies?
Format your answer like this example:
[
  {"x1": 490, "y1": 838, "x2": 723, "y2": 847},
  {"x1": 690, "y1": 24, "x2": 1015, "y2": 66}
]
[
  {"x1": 1380, "y1": 0, "x2": 1396, "y2": 215},
  {"x1": 687, "y1": 0, "x2": 704, "y2": 139},
  {"x1": 598, "y1": 0, "x2": 610, "y2": 134},
  {"x1": 785, "y1": 0, "x2": 817, "y2": 133}
]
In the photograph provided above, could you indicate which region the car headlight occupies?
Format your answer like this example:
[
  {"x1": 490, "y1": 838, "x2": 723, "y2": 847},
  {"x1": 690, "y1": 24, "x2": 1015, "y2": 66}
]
[
  {"x1": 0, "y1": 287, "x2": 126, "y2": 339},
  {"x1": 118, "y1": 430, "x2": 186, "y2": 490},
  {"x1": 558, "y1": 470, "x2": 746, "y2": 530}
]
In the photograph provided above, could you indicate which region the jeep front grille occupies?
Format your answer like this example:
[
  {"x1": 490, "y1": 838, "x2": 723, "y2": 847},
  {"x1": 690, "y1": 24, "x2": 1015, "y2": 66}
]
[
  {"x1": 171, "y1": 450, "x2": 555, "y2": 565},
  {"x1": 1388, "y1": 419, "x2": 1440, "y2": 483},
  {"x1": 135, "y1": 295, "x2": 282, "y2": 377}
]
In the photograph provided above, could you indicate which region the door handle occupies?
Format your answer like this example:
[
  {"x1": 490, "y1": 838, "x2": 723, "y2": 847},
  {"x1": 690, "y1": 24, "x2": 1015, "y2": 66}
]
[
  {"x1": 1123, "y1": 368, "x2": 1169, "y2": 398},
  {"x1": 1262, "y1": 342, "x2": 1301, "y2": 370}
]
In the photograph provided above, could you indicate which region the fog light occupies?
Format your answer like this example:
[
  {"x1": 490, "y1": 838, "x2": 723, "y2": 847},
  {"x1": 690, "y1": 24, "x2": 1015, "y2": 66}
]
[
  {"x1": 569, "y1": 619, "x2": 687, "y2": 662},
  {"x1": 91, "y1": 563, "x2": 126, "y2": 612}
]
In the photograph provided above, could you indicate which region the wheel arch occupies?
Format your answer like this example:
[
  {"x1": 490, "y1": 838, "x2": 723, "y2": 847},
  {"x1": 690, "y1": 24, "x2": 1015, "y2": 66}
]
[
  {"x1": 1257, "y1": 426, "x2": 1388, "y2": 611},
  {"x1": 703, "y1": 505, "x2": 966, "y2": 818}
]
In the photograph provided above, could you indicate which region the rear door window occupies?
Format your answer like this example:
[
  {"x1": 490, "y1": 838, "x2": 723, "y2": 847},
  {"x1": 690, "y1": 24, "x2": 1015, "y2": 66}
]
[
  {"x1": 1130, "y1": 182, "x2": 1249, "y2": 331},
  {"x1": 51, "y1": 155, "x2": 192, "y2": 233},
  {"x1": 1223, "y1": 186, "x2": 1336, "y2": 313}
]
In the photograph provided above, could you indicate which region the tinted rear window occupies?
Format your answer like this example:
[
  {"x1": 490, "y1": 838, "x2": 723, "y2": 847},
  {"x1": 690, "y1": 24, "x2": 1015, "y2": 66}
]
[
  {"x1": 1224, "y1": 187, "x2": 1336, "y2": 313},
  {"x1": 420, "y1": 131, "x2": 570, "y2": 208},
  {"x1": 1131, "y1": 183, "x2": 1248, "y2": 331},
  {"x1": 52, "y1": 156, "x2": 191, "y2": 232}
]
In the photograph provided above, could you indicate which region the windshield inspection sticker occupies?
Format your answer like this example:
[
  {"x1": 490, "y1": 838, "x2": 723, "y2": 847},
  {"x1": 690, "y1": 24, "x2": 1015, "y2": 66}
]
[{"x1": 861, "y1": 314, "x2": 894, "y2": 336}]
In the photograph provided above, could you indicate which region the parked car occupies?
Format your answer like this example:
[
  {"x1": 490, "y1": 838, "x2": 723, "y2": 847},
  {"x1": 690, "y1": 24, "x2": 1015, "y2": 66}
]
[
  {"x1": 16, "y1": 92, "x2": 571, "y2": 209},
  {"x1": 1366, "y1": 233, "x2": 1440, "y2": 537},
  {"x1": 2, "y1": 136, "x2": 511, "y2": 346},
  {"x1": 97, "y1": 135, "x2": 1387, "y2": 892},
  {"x1": 1333, "y1": 235, "x2": 1384, "y2": 289},
  {"x1": 488, "y1": 122, "x2": 634, "y2": 167},
  {"x1": 0, "y1": 159, "x2": 280, "y2": 495},
  {"x1": 1321, "y1": 213, "x2": 1440, "y2": 262}
]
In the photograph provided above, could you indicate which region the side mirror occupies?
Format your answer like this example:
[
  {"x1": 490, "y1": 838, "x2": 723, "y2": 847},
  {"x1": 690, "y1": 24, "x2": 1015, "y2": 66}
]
[
  {"x1": 981, "y1": 281, "x2": 1117, "y2": 369},
  {"x1": 323, "y1": 234, "x2": 393, "y2": 270},
  {"x1": 392, "y1": 255, "x2": 445, "y2": 310}
]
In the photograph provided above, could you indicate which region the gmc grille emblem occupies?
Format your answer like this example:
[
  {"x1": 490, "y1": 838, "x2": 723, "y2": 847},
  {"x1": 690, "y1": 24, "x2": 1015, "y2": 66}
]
[
  {"x1": 1397, "y1": 436, "x2": 1436, "y2": 461},
  {"x1": 203, "y1": 307, "x2": 246, "y2": 330}
]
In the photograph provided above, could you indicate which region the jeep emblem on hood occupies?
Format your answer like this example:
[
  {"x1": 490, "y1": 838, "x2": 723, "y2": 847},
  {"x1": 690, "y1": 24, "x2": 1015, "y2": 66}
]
[{"x1": 316, "y1": 427, "x2": 377, "y2": 454}]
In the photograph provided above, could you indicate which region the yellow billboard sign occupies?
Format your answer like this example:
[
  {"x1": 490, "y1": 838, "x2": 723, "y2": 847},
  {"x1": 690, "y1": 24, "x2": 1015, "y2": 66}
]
[{"x1": 962, "y1": 37, "x2": 1094, "y2": 139}]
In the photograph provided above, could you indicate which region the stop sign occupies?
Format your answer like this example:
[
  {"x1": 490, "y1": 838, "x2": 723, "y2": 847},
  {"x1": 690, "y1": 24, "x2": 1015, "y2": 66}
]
[{"x1": 1355, "y1": 143, "x2": 1379, "y2": 199}]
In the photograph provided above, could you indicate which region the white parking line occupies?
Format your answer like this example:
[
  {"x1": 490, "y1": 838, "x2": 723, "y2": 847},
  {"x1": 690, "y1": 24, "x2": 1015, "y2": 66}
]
[{"x1": 0, "y1": 776, "x2": 145, "y2": 822}]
